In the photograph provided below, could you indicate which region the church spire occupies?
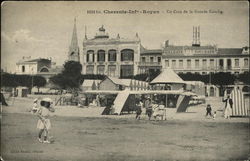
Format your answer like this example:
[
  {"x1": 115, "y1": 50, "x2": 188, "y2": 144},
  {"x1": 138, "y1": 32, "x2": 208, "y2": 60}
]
[{"x1": 68, "y1": 17, "x2": 80, "y2": 62}]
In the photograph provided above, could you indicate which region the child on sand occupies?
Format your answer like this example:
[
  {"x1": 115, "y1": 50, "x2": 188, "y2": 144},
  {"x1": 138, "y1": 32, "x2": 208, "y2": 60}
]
[
  {"x1": 206, "y1": 104, "x2": 212, "y2": 118},
  {"x1": 31, "y1": 98, "x2": 39, "y2": 114},
  {"x1": 135, "y1": 100, "x2": 142, "y2": 120},
  {"x1": 213, "y1": 111, "x2": 216, "y2": 120},
  {"x1": 36, "y1": 98, "x2": 55, "y2": 143}
]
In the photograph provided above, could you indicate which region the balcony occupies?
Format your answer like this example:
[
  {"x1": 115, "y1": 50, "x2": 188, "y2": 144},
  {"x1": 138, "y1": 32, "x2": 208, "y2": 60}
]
[{"x1": 138, "y1": 62, "x2": 162, "y2": 66}]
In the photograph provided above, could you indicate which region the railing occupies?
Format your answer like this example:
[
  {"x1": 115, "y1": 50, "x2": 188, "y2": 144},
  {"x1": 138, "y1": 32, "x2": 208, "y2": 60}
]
[{"x1": 138, "y1": 62, "x2": 162, "y2": 66}]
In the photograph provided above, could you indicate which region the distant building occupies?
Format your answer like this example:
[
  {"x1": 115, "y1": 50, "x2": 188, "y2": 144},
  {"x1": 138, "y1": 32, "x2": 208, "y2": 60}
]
[
  {"x1": 16, "y1": 56, "x2": 52, "y2": 75},
  {"x1": 82, "y1": 26, "x2": 141, "y2": 78},
  {"x1": 15, "y1": 57, "x2": 61, "y2": 82},
  {"x1": 139, "y1": 27, "x2": 249, "y2": 75}
]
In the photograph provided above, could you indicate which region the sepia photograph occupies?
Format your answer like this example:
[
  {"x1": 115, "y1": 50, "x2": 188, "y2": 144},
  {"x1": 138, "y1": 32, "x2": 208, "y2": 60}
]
[{"x1": 1, "y1": 1, "x2": 249, "y2": 161}]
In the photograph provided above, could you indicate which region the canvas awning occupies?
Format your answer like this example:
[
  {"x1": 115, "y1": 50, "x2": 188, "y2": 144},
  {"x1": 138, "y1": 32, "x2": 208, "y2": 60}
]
[{"x1": 150, "y1": 68, "x2": 185, "y2": 84}]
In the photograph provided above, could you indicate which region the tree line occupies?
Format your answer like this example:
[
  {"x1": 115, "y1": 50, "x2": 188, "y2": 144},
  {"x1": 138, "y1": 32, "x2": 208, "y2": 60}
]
[{"x1": 2, "y1": 60, "x2": 249, "y2": 92}]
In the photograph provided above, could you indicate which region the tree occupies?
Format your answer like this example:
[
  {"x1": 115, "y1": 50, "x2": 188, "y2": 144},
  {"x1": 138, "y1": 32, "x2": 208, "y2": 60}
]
[
  {"x1": 49, "y1": 61, "x2": 82, "y2": 91},
  {"x1": 238, "y1": 72, "x2": 250, "y2": 85},
  {"x1": 1, "y1": 73, "x2": 46, "y2": 91},
  {"x1": 33, "y1": 76, "x2": 47, "y2": 92},
  {"x1": 211, "y1": 72, "x2": 235, "y2": 86}
]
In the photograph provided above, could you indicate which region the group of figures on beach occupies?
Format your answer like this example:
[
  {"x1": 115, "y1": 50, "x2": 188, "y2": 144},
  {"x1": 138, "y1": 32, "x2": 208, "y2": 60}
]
[
  {"x1": 205, "y1": 94, "x2": 233, "y2": 119},
  {"x1": 135, "y1": 96, "x2": 167, "y2": 121}
]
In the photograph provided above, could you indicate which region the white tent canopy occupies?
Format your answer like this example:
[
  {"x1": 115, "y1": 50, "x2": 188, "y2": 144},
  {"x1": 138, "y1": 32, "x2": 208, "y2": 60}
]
[{"x1": 150, "y1": 68, "x2": 185, "y2": 84}]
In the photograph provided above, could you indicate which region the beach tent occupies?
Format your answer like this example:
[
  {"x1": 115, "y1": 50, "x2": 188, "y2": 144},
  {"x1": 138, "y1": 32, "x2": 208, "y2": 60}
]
[
  {"x1": 150, "y1": 68, "x2": 185, "y2": 85},
  {"x1": 224, "y1": 87, "x2": 249, "y2": 116},
  {"x1": 99, "y1": 77, "x2": 131, "y2": 91},
  {"x1": 81, "y1": 80, "x2": 97, "y2": 91}
]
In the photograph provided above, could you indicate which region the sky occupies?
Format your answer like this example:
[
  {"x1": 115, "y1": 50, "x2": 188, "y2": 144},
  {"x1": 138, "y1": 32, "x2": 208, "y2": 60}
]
[{"x1": 1, "y1": 1, "x2": 249, "y2": 73}]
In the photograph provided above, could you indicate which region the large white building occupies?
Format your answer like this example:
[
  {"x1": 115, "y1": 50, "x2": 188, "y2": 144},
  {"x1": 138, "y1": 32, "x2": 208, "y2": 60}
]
[{"x1": 82, "y1": 26, "x2": 141, "y2": 78}]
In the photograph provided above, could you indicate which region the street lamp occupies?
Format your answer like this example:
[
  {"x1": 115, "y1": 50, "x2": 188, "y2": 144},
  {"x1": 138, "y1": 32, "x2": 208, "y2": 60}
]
[{"x1": 31, "y1": 67, "x2": 34, "y2": 94}]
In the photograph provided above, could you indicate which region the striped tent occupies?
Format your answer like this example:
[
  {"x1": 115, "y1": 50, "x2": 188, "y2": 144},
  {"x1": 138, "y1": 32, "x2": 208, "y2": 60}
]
[{"x1": 224, "y1": 87, "x2": 249, "y2": 116}]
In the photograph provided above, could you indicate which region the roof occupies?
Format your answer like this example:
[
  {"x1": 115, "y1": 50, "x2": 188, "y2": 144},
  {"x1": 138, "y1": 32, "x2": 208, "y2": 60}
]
[
  {"x1": 217, "y1": 48, "x2": 243, "y2": 55},
  {"x1": 141, "y1": 49, "x2": 163, "y2": 55},
  {"x1": 82, "y1": 80, "x2": 95, "y2": 87},
  {"x1": 108, "y1": 77, "x2": 131, "y2": 86},
  {"x1": 150, "y1": 68, "x2": 185, "y2": 84},
  {"x1": 17, "y1": 58, "x2": 51, "y2": 64}
]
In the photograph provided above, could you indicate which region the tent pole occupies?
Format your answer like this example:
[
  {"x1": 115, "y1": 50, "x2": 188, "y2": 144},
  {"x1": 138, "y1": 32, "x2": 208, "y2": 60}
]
[{"x1": 165, "y1": 94, "x2": 168, "y2": 108}]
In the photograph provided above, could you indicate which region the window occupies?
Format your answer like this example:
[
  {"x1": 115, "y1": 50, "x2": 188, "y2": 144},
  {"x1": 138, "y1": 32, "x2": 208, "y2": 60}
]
[
  {"x1": 150, "y1": 57, "x2": 154, "y2": 63},
  {"x1": 40, "y1": 68, "x2": 49, "y2": 72},
  {"x1": 141, "y1": 57, "x2": 146, "y2": 62},
  {"x1": 244, "y1": 58, "x2": 248, "y2": 67},
  {"x1": 210, "y1": 59, "x2": 214, "y2": 68},
  {"x1": 187, "y1": 59, "x2": 191, "y2": 68},
  {"x1": 97, "y1": 65, "x2": 105, "y2": 74},
  {"x1": 195, "y1": 59, "x2": 199, "y2": 68},
  {"x1": 86, "y1": 65, "x2": 94, "y2": 74},
  {"x1": 108, "y1": 65, "x2": 116, "y2": 77},
  {"x1": 235, "y1": 59, "x2": 239, "y2": 67},
  {"x1": 108, "y1": 50, "x2": 116, "y2": 62},
  {"x1": 157, "y1": 57, "x2": 161, "y2": 63},
  {"x1": 172, "y1": 60, "x2": 176, "y2": 68},
  {"x1": 202, "y1": 59, "x2": 207, "y2": 67},
  {"x1": 179, "y1": 60, "x2": 183, "y2": 68},
  {"x1": 120, "y1": 65, "x2": 134, "y2": 78},
  {"x1": 87, "y1": 50, "x2": 94, "y2": 62},
  {"x1": 22, "y1": 66, "x2": 25, "y2": 72},
  {"x1": 165, "y1": 60, "x2": 169, "y2": 67},
  {"x1": 121, "y1": 49, "x2": 134, "y2": 61},
  {"x1": 97, "y1": 50, "x2": 105, "y2": 62}
]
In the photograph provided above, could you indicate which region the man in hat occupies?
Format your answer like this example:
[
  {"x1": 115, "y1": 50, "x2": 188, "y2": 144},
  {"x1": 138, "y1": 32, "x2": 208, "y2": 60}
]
[
  {"x1": 223, "y1": 95, "x2": 233, "y2": 119},
  {"x1": 145, "y1": 96, "x2": 153, "y2": 120}
]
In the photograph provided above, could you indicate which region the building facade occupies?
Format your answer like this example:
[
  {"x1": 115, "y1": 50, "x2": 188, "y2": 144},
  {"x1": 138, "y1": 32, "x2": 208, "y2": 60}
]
[
  {"x1": 77, "y1": 25, "x2": 249, "y2": 77},
  {"x1": 162, "y1": 43, "x2": 249, "y2": 75},
  {"x1": 82, "y1": 26, "x2": 141, "y2": 78},
  {"x1": 16, "y1": 56, "x2": 52, "y2": 75},
  {"x1": 138, "y1": 27, "x2": 249, "y2": 75},
  {"x1": 15, "y1": 57, "x2": 61, "y2": 82}
]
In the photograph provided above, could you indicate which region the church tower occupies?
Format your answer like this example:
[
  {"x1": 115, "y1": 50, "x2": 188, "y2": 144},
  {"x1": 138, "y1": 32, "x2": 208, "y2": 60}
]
[{"x1": 68, "y1": 18, "x2": 80, "y2": 62}]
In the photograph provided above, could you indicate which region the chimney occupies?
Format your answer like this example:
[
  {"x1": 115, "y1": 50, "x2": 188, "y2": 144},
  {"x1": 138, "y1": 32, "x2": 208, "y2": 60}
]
[
  {"x1": 165, "y1": 40, "x2": 169, "y2": 47},
  {"x1": 192, "y1": 26, "x2": 200, "y2": 47}
]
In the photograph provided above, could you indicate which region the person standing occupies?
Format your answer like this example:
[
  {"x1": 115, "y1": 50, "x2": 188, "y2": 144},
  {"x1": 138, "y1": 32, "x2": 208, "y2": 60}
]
[
  {"x1": 31, "y1": 98, "x2": 39, "y2": 113},
  {"x1": 135, "y1": 100, "x2": 142, "y2": 120},
  {"x1": 223, "y1": 95, "x2": 233, "y2": 119},
  {"x1": 36, "y1": 98, "x2": 55, "y2": 143},
  {"x1": 145, "y1": 97, "x2": 153, "y2": 120},
  {"x1": 206, "y1": 104, "x2": 212, "y2": 118}
]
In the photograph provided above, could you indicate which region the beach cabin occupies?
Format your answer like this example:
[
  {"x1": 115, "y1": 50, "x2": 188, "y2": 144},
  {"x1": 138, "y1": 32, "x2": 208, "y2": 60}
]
[
  {"x1": 15, "y1": 86, "x2": 29, "y2": 97},
  {"x1": 81, "y1": 80, "x2": 97, "y2": 91},
  {"x1": 99, "y1": 77, "x2": 131, "y2": 91},
  {"x1": 205, "y1": 84, "x2": 219, "y2": 97}
]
